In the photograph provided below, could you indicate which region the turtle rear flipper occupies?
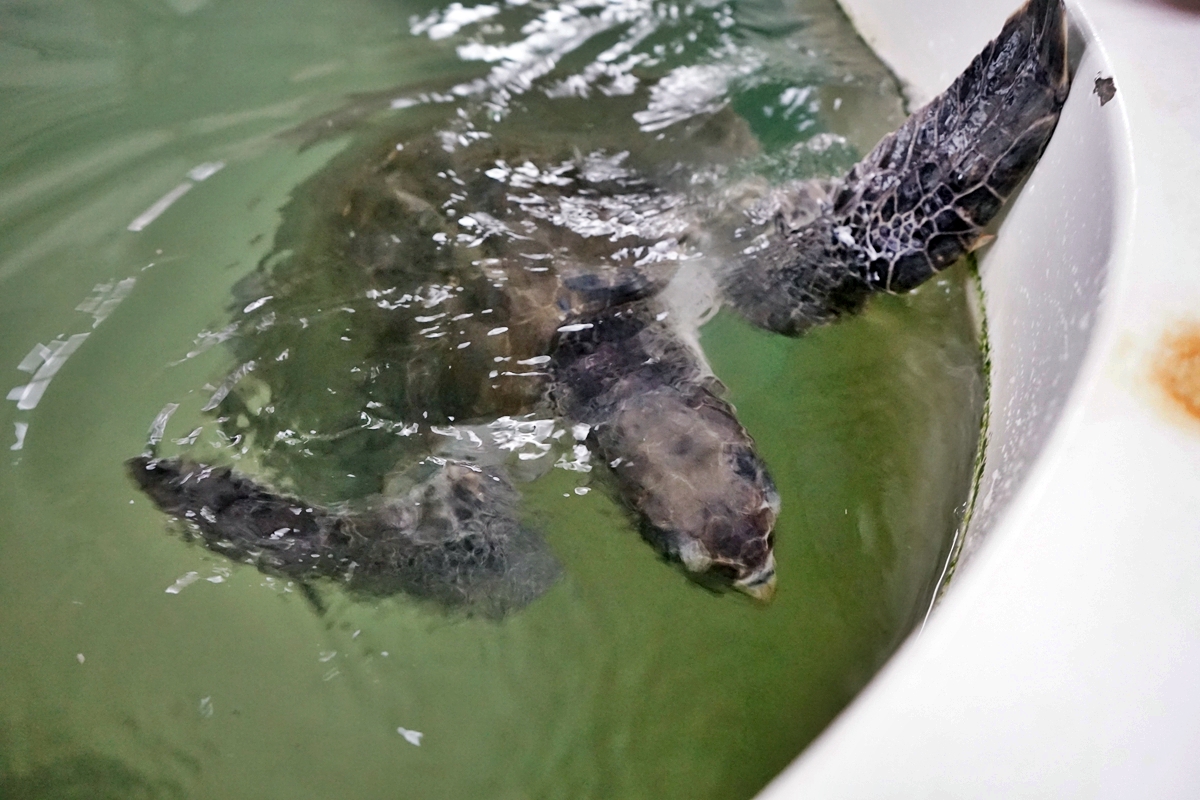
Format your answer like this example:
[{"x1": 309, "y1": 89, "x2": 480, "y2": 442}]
[
  {"x1": 128, "y1": 456, "x2": 333, "y2": 573},
  {"x1": 127, "y1": 456, "x2": 560, "y2": 617},
  {"x1": 726, "y1": 0, "x2": 1070, "y2": 333}
]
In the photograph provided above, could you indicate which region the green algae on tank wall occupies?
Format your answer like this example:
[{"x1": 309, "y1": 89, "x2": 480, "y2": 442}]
[{"x1": 0, "y1": 0, "x2": 982, "y2": 797}]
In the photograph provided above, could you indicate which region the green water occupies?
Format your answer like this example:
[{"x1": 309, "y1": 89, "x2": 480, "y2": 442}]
[{"x1": 0, "y1": 0, "x2": 983, "y2": 798}]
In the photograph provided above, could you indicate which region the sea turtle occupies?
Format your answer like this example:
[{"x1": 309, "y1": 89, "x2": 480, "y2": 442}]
[
  {"x1": 130, "y1": 0, "x2": 1069, "y2": 616},
  {"x1": 130, "y1": 96, "x2": 781, "y2": 615}
]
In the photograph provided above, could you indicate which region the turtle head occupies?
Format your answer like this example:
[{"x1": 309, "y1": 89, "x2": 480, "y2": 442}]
[
  {"x1": 733, "y1": 550, "x2": 777, "y2": 602},
  {"x1": 608, "y1": 390, "x2": 781, "y2": 601},
  {"x1": 668, "y1": 445, "x2": 780, "y2": 602},
  {"x1": 554, "y1": 307, "x2": 781, "y2": 601},
  {"x1": 676, "y1": 525, "x2": 778, "y2": 601}
]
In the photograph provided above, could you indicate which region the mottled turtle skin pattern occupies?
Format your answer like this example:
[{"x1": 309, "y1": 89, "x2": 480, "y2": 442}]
[
  {"x1": 725, "y1": 0, "x2": 1070, "y2": 335},
  {"x1": 552, "y1": 303, "x2": 780, "y2": 593},
  {"x1": 130, "y1": 0, "x2": 1070, "y2": 616},
  {"x1": 128, "y1": 457, "x2": 559, "y2": 618}
]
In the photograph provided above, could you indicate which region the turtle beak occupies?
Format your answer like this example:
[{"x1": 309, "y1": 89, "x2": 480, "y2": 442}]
[{"x1": 734, "y1": 554, "x2": 777, "y2": 602}]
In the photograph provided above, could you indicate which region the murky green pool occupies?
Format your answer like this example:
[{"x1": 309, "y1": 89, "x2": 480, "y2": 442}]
[{"x1": 0, "y1": 0, "x2": 983, "y2": 797}]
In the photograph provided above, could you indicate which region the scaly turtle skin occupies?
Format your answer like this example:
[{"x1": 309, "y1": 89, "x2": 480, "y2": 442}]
[
  {"x1": 724, "y1": 0, "x2": 1070, "y2": 335},
  {"x1": 130, "y1": 0, "x2": 1070, "y2": 615},
  {"x1": 128, "y1": 457, "x2": 558, "y2": 618}
]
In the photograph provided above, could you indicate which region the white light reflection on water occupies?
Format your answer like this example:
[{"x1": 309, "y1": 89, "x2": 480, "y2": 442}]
[
  {"x1": 488, "y1": 415, "x2": 557, "y2": 460},
  {"x1": 76, "y1": 278, "x2": 136, "y2": 328},
  {"x1": 8, "y1": 333, "x2": 91, "y2": 411},
  {"x1": 165, "y1": 571, "x2": 202, "y2": 594},
  {"x1": 126, "y1": 161, "x2": 225, "y2": 232},
  {"x1": 6, "y1": 267, "x2": 144, "y2": 458},
  {"x1": 633, "y1": 56, "x2": 758, "y2": 132},
  {"x1": 399, "y1": 0, "x2": 753, "y2": 141},
  {"x1": 201, "y1": 360, "x2": 257, "y2": 412},
  {"x1": 411, "y1": 2, "x2": 502, "y2": 41},
  {"x1": 397, "y1": 726, "x2": 424, "y2": 746},
  {"x1": 10, "y1": 422, "x2": 28, "y2": 451}
]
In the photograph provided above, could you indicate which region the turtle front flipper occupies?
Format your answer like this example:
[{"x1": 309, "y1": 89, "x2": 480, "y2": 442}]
[
  {"x1": 127, "y1": 456, "x2": 560, "y2": 618},
  {"x1": 725, "y1": 0, "x2": 1070, "y2": 335}
]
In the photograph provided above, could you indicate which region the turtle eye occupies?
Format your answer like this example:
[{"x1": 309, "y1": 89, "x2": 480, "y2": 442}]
[{"x1": 732, "y1": 449, "x2": 760, "y2": 482}]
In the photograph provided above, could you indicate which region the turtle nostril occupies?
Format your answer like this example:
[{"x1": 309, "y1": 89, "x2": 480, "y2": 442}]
[
  {"x1": 741, "y1": 566, "x2": 775, "y2": 588},
  {"x1": 734, "y1": 558, "x2": 777, "y2": 602}
]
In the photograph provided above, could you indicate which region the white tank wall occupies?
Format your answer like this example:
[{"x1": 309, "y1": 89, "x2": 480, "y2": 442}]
[{"x1": 759, "y1": 0, "x2": 1200, "y2": 796}]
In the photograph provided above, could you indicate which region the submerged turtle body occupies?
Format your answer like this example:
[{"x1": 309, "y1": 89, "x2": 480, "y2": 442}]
[
  {"x1": 134, "y1": 98, "x2": 781, "y2": 614},
  {"x1": 131, "y1": 0, "x2": 1070, "y2": 616}
]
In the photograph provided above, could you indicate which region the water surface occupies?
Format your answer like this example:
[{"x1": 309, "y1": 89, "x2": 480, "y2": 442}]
[{"x1": 0, "y1": 0, "x2": 983, "y2": 797}]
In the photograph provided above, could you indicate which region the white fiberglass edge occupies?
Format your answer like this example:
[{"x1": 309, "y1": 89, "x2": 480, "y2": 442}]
[{"x1": 759, "y1": 0, "x2": 1200, "y2": 797}]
